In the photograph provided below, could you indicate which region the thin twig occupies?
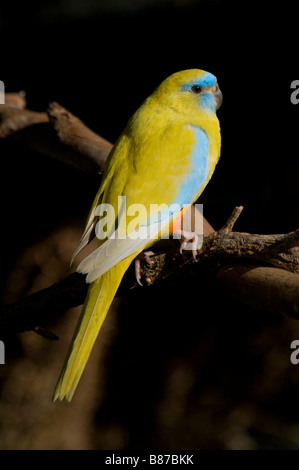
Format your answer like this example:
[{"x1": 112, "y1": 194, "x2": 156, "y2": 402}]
[{"x1": 219, "y1": 206, "x2": 244, "y2": 233}]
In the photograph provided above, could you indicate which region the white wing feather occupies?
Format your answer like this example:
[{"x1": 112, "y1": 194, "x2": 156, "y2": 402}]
[{"x1": 77, "y1": 213, "x2": 177, "y2": 283}]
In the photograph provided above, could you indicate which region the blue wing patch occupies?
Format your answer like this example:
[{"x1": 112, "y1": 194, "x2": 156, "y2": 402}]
[
  {"x1": 144, "y1": 126, "x2": 209, "y2": 227},
  {"x1": 181, "y1": 72, "x2": 217, "y2": 91}
]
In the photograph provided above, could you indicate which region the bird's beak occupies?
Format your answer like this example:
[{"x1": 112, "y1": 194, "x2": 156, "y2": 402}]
[{"x1": 211, "y1": 83, "x2": 223, "y2": 110}]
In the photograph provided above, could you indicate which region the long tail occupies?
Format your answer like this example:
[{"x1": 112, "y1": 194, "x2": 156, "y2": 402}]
[{"x1": 53, "y1": 255, "x2": 135, "y2": 402}]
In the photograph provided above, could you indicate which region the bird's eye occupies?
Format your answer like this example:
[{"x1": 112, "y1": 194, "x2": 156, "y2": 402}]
[{"x1": 191, "y1": 85, "x2": 202, "y2": 94}]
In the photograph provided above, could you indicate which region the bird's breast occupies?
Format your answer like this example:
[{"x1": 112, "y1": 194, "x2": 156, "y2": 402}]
[{"x1": 172, "y1": 125, "x2": 210, "y2": 207}]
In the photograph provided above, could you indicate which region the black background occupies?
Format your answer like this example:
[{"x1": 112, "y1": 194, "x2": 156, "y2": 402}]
[{"x1": 1, "y1": 0, "x2": 299, "y2": 451}]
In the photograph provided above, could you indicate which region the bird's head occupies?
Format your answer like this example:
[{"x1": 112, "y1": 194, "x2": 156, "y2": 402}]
[{"x1": 151, "y1": 69, "x2": 222, "y2": 118}]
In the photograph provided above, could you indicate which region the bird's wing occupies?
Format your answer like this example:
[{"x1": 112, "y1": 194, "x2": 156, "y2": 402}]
[{"x1": 70, "y1": 135, "x2": 129, "y2": 264}]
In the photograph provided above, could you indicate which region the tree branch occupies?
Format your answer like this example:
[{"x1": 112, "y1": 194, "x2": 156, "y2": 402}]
[
  {"x1": 0, "y1": 94, "x2": 111, "y2": 175},
  {"x1": 135, "y1": 207, "x2": 299, "y2": 287},
  {"x1": 0, "y1": 206, "x2": 298, "y2": 337},
  {"x1": 217, "y1": 264, "x2": 299, "y2": 318},
  {"x1": 0, "y1": 273, "x2": 87, "y2": 338}
]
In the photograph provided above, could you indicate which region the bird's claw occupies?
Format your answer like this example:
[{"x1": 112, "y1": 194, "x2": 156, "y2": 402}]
[
  {"x1": 134, "y1": 251, "x2": 155, "y2": 286},
  {"x1": 177, "y1": 230, "x2": 199, "y2": 259}
]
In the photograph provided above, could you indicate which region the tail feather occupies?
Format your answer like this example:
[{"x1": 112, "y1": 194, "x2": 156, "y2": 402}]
[{"x1": 53, "y1": 255, "x2": 135, "y2": 402}]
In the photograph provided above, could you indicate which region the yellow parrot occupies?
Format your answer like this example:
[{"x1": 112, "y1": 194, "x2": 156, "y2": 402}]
[{"x1": 53, "y1": 69, "x2": 222, "y2": 401}]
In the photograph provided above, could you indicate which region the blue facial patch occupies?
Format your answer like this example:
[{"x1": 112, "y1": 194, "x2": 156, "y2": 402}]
[
  {"x1": 199, "y1": 93, "x2": 217, "y2": 112},
  {"x1": 181, "y1": 72, "x2": 217, "y2": 91}
]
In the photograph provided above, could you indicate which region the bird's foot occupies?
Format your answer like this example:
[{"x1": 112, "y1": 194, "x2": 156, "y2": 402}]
[
  {"x1": 176, "y1": 229, "x2": 199, "y2": 259},
  {"x1": 134, "y1": 251, "x2": 155, "y2": 286}
]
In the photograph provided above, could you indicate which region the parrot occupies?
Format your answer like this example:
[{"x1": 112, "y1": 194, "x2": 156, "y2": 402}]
[{"x1": 53, "y1": 68, "x2": 222, "y2": 402}]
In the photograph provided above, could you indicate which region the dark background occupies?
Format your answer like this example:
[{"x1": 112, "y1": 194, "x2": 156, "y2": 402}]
[{"x1": 0, "y1": 0, "x2": 299, "y2": 451}]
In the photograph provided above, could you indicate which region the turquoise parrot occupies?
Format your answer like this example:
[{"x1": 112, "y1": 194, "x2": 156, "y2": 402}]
[{"x1": 53, "y1": 69, "x2": 222, "y2": 401}]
